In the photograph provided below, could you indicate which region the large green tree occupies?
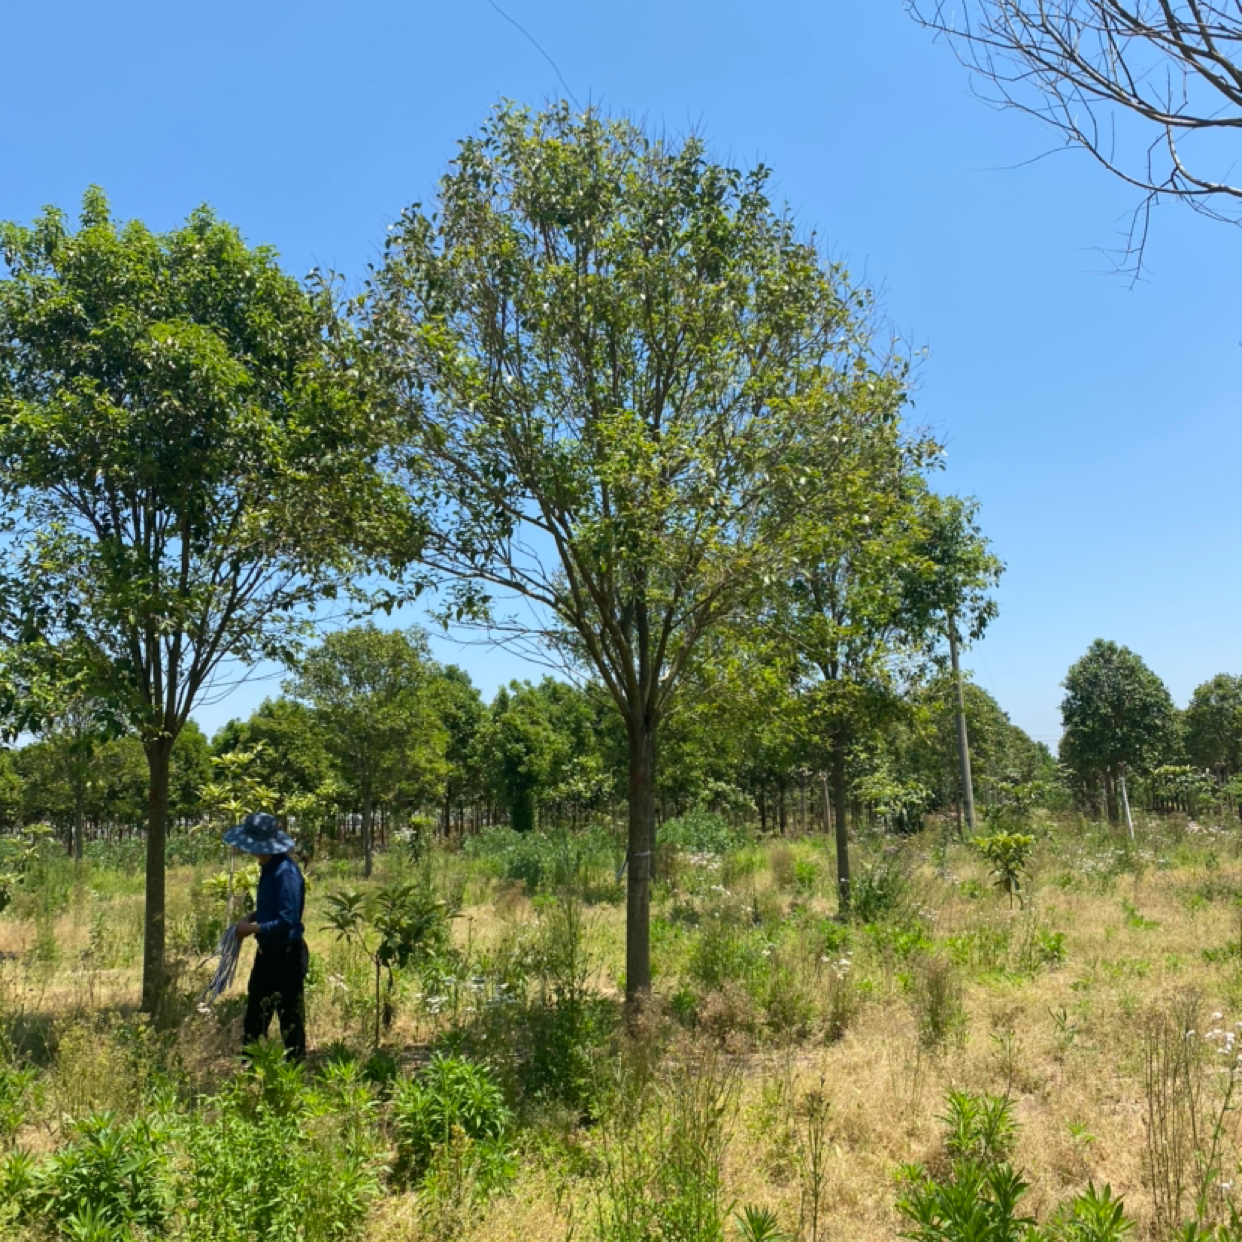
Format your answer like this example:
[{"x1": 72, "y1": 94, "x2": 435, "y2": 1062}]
[
  {"x1": 771, "y1": 483, "x2": 1000, "y2": 910},
  {"x1": 285, "y1": 624, "x2": 442, "y2": 875},
  {"x1": 370, "y1": 102, "x2": 908, "y2": 1007},
  {"x1": 427, "y1": 665, "x2": 485, "y2": 835},
  {"x1": 0, "y1": 190, "x2": 409, "y2": 1010},
  {"x1": 1060, "y1": 638, "x2": 1177, "y2": 822},
  {"x1": 1184, "y1": 673, "x2": 1242, "y2": 779}
]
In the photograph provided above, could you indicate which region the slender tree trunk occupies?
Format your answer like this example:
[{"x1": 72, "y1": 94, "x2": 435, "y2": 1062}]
[
  {"x1": 73, "y1": 780, "x2": 85, "y2": 864},
  {"x1": 141, "y1": 738, "x2": 173, "y2": 1015},
  {"x1": 625, "y1": 718, "x2": 656, "y2": 1015},
  {"x1": 362, "y1": 782, "x2": 374, "y2": 877},
  {"x1": 831, "y1": 731, "x2": 850, "y2": 915},
  {"x1": 1104, "y1": 768, "x2": 1119, "y2": 826},
  {"x1": 948, "y1": 619, "x2": 977, "y2": 837}
]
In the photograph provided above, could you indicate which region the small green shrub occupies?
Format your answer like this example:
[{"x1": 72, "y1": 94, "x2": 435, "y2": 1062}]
[
  {"x1": 733, "y1": 1203, "x2": 791, "y2": 1242},
  {"x1": 820, "y1": 920, "x2": 852, "y2": 956},
  {"x1": 850, "y1": 853, "x2": 909, "y2": 923},
  {"x1": 762, "y1": 961, "x2": 815, "y2": 1041},
  {"x1": 391, "y1": 1054, "x2": 512, "y2": 1184},
  {"x1": 897, "y1": 1159, "x2": 1035, "y2": 1242},
  {"x1": 34, "y1": 1111, "x2": 170, "y2": 1236},
  {"x1": 974, "y1": 832, "x2": 1036, "y2": 906},
  {"x1": 689, "y1": 918, "x2": 771, "y2": 996},
  {"x1": 897, "y1": 1091, "x2": 1136, "y2": 1242},
  {"x1": 0, "y1": 1148, "x2": 39, "y2": 1218},
  {"x1": 0, "y1": 1062, "x2": 38, "y2": 1144},
  {"x1": 794, "y1": 858, "x2": 820, "y2": 893},
  {"x1": 178, "y1": 1063, "x2": 381, "y2": 1242},
  {"x1": 940, "y1": 1091, "x2": 1017, "y2": 1166},
  {"x1": 662, "y1": 810, "x2": 742, "y2": 857},
  {"x1": 1044, "y1": 1182, "x2": 1135, "y2": 1241}
]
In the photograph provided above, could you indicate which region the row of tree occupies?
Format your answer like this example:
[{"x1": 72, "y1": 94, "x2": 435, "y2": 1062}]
[
  {"x1": 1059, "y1": 640, "x2": 1242, "y2": 822},
  {"x1": 0, "y1": 105, "x2": 1007, "y2": 1010}
]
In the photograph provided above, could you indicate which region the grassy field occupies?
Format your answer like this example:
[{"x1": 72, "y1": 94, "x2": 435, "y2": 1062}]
[{"x1": 2, "y1": 810, "x2": 1242, "y2": 1241}]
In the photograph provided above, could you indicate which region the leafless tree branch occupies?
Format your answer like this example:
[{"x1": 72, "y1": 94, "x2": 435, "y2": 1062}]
[{"x1": 908, "y1": 0, "x2": 1242, "y2": 274}]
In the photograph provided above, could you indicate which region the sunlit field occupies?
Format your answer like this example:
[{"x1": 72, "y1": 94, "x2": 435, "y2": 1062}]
[{"x1": 3, "y1": 811, "x2": 1242, "y2": 1241}]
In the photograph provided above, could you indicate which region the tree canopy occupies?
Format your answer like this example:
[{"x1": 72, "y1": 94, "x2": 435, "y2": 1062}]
[
  {"x1": 0, "y1": 189, "x2": 412, "y2": 1008},
  {"x1": 369, "y1": 101, "x2": 923, "y2": 1006},
  {"x1": 1060, "y1": 638, "x2": 1177, "y2": 822}
]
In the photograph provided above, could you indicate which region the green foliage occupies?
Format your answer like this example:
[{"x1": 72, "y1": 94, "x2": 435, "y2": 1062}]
[
  {"x1": 592, "y1": 1056, "x2": 738, "y2": 1242},
  {"x1": 1044, "y1": 1183, "x2": 1135, "y2": 1242},
  {"x1": 0, "y1": 1061, "x2": 38, "y2": 1144},
  {"x1": 974, "y1": 832, "x2": 1035, "y2": 906},
  {"x1": 733, "y1": 1204, "x2": 791, "y2": 1242},
  {"x1": 662, "y1": 811, "x2": 745, "y2": 857},
  {"x1": 0, "y1": 824, "x2": 52, "y2": 914},
  {"x1": 1060, "y1": 640, "x2": 1178, "y2": 814},
  {"x1": 287, "y1": 625, "x2": 445, "y2": 871},
  {"x1": 32, "y1": 1111, "x2": 170, "y2": 1235},
  {"x1": 939, "y1": 1091, "x2": 1017, "y2": 1166},
  {"x1": 0, "y1": 189, "x2": 411, "y2": 1008},
  {"x1": 463, "y1": 823, "x2": 618, "y2": 895},
  {"x1": 897, "y1": 1158, "x2": 1036, "y2": 1242},
  {"x1": 849, "y1": 851, "x2": 910, "y2": 923},
  {"x1": 390, "y1": 1054, "x2": 512, "y2": 1185},
  {"x1": 177, "y1": 1063, "x2": 381, "y2": 1242},
  {"x1": 322, "y1": 876, "x2": 452, "y2": 1047},
  {"x1": 898, "y1": 1091, "x2": 1137, "y2": 1242},
  {"x1": 1184, "y1": 674, "x2": 1242, "y2": 778}
]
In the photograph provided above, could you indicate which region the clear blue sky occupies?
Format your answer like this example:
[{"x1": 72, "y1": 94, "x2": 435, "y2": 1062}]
[{"x1": 3, "y1": 1, "x2": 1238, "y2": 749}]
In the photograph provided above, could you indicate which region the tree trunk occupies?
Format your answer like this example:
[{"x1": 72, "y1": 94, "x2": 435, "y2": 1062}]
[
  {"x1": 141, "y1": 738, "x2": 173, "y2": 1015},
  {"x1": 1104, "y1": 767, "x2": 1119, "y2": 825},
  {"x1": 73, "y1": 780, "x2": 85, "y2": 864},
  {"x1": 830, "y1": 731, "x2": 850, "y2": 915},
  {"x1": 362, "y1": 783, "x2": 374, "y2": 877},
  {"x1": 625, "y1": 719, "x2": 656, "y2": 1014},
  {"x1": 948, "y1": 620, "x2": 977, "y2": 838}
]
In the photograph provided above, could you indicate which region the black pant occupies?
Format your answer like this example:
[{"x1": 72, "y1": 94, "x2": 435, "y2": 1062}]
[{"x1": 244, "y1": 940, "x2": 308, "y2": 1061}]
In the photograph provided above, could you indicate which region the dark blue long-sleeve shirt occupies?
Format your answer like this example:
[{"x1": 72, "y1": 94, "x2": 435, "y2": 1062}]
[{"x1": 253, "y1": 854, "x2": 305, "y2": 949}]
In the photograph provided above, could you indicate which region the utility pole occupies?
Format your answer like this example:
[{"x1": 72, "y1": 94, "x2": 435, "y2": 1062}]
[{"x1": 948, "y1": 613, "x2": 977, "y2": 837}]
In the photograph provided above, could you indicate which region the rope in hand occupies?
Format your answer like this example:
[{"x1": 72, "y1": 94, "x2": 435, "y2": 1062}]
[{"x1": 195, "y1": 924, "x2": 241, "y2": 1013}]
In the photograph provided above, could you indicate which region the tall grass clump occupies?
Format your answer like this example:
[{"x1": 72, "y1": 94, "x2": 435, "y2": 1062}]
[{"x1": 592, "y1": 1050, "x2": 739, "y2": 1242}]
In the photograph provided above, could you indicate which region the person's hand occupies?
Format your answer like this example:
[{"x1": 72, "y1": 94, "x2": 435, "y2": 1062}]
[{"x1": 234, "y1": 920, "x2": 260, "y2": 941}]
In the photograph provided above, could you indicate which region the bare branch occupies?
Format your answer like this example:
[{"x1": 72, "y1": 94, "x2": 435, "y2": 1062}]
[{"x1": 908, "y1": 0, "x2": 1242, "y2": 272}]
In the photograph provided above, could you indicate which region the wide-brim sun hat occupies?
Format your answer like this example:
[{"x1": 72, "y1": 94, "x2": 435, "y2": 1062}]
[{"x1": 223, "y1": 811, "x2": 296, "y2": 856}]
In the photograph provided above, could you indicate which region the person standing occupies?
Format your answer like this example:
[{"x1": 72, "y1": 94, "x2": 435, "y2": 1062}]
[{"x1": 226, "y1": 812, "x2": 308, "y2": 1061}]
